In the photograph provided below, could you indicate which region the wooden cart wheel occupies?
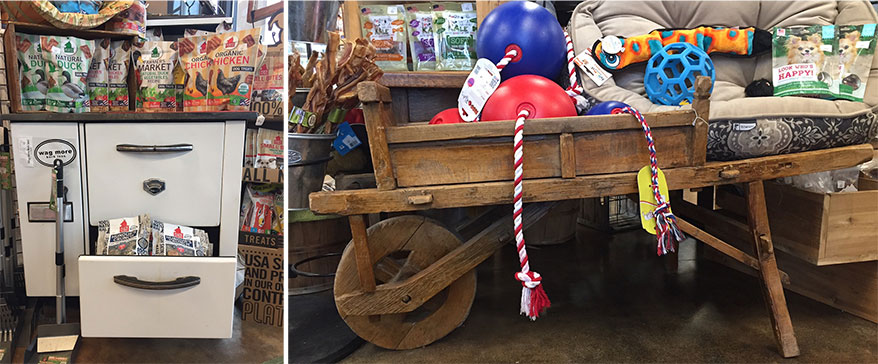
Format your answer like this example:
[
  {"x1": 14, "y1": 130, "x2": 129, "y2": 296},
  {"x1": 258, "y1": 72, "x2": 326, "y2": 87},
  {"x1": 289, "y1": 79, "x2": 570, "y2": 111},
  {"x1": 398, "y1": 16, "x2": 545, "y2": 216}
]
[{"x1": 334, "y1": 215, "x2": 477, "y2": 350}]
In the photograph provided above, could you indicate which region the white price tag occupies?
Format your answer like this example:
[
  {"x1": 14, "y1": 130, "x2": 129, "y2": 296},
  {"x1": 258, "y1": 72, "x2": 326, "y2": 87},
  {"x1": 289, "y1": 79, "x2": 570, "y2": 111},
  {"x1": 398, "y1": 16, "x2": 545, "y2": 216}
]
[
  {"x1": 458, "y1": 58, "x2": 502, "y2": 122},
  {"x1": 574, "y1": 48, "x2": 612, "y2": 86}
]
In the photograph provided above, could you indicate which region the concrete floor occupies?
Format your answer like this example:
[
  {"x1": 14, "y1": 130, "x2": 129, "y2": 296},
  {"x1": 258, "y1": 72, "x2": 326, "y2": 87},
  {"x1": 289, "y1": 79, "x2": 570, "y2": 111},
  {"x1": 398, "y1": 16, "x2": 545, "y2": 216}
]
[
  {"x1": 342, "y1": 227, "x2": 878, "y2": 363},
  {"x1": 14, "y1": 302, "x2": 283, "y2": 363}
]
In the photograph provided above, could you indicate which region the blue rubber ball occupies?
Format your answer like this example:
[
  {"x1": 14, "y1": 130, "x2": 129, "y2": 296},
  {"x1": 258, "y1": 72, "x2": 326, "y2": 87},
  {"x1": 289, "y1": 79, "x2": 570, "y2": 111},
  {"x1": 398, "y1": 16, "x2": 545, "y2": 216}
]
[
  {"x1": 476, "y1": 1, "x2": 566, "y2": 80},
  {"x1": 586, "y1": 101, "x2": 631, "y2": 115},
  {"x1": 644, "y1": 42, "x2": 715, "y2": 106}
]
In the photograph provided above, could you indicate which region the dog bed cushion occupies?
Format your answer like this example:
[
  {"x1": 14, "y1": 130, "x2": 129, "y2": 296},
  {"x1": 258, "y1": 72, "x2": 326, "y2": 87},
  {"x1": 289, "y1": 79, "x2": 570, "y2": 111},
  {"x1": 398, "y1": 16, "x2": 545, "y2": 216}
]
[{"x1": 570, "y1": 0, "x2": 878, "y2": 160}]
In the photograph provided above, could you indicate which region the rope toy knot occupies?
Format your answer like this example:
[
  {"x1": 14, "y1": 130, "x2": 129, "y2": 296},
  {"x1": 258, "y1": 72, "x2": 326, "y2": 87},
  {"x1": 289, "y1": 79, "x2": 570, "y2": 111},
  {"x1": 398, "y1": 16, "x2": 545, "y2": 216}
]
[{"x1": 515, "y1": 271, "x2": 542, "y2": 289}]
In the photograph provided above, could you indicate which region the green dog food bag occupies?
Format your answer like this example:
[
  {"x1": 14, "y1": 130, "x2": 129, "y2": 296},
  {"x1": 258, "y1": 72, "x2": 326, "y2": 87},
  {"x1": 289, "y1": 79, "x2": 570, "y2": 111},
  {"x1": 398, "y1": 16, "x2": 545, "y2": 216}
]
[
  {"x1": 771, "y1": 25, "x2": 835, "y2": 98},
  {"x1": 134, "y1": 41, "x2": 178, "y2": 112},
  {"x1": 41, "y1": 36, "x2": 94, "y2": 113},
  {"x1": 360, "y1": 4, "x2": 408, "y2": 71},
  {"x1": 14, "y1": 33, "x2": 46, "y2": 111},
  {"x1": 87, "y1": 38, "x2": 110, "y2": 112},
  {"x1": 835, "y1": 24, "x2": 876, "y2": 102},
  {"x1": 108, "y1": 40, "x2": 131, "y2": 112},
  {"x1": 432, "y1": 2, "x2": 478, "y2": 71},
  {"x1": 405, "y1": 3, "x2": 436, "y2": 71}
]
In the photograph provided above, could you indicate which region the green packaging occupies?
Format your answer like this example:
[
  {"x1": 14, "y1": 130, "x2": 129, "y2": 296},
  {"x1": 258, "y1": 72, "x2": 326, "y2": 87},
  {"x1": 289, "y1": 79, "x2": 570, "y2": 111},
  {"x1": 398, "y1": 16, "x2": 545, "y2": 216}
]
[
  {"x1": 41, "y1": 35, "x2": 94, "y2": 113},
  {"x1": 432, "y1": 2, "x2": 477, "y2": 71}
]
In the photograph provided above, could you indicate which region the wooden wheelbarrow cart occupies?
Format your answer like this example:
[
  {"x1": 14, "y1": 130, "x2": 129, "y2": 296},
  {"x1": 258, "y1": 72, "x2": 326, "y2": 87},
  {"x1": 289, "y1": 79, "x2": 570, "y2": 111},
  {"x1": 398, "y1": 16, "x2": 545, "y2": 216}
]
[{"x1": 308, "y1": 77, "x2": 874, "y2": 357}]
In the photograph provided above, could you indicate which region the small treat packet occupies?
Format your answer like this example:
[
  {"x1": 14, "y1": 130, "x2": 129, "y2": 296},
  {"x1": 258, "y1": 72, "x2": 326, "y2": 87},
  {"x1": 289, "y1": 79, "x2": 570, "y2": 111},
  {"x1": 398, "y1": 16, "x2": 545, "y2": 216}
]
[{"x1": 360, "y1": 4, "x2": 408, "y2": 71}]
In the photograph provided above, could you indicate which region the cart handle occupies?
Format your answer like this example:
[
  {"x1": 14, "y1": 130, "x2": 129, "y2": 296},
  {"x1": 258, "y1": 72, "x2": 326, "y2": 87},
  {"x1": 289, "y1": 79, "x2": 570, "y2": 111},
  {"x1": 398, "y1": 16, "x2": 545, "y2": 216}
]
[
  {"x1": 116, "y1": 144, "x2": 193, "y2": 153},
  {"x1": 113, "y1": 275, "x2": 200, "y2": 290}
]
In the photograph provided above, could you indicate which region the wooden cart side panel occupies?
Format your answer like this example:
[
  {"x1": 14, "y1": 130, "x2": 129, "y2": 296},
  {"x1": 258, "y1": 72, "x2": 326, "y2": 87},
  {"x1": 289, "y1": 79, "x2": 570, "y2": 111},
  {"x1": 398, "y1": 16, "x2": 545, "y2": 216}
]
[
  {"x1": 823, "y1": 190, "x2": 878, "y2": 263},
  {"x1": 573, "y1": 127, "x2": 694, "y2": 176},
  {"x1": 4, "y1": 23, "x2": 21, "y2": 113}
]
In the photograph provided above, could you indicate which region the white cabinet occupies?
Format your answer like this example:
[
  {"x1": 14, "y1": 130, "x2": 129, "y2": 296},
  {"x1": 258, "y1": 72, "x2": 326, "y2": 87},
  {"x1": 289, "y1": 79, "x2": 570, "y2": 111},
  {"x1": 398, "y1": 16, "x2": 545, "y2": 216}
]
[{"x1": 10, "y1": 115, "x2": 247, "y2": 339}]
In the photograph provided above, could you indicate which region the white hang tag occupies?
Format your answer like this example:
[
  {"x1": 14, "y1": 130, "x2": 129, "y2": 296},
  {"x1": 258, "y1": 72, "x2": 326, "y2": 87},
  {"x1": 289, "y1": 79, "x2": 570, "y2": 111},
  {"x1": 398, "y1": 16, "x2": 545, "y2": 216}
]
[
  {"x1": 573, "y1": 48, "x2": 612, "y2": 86},
  {"x1": 458, "y1": 58, "x2": 502, "y2": 122}
]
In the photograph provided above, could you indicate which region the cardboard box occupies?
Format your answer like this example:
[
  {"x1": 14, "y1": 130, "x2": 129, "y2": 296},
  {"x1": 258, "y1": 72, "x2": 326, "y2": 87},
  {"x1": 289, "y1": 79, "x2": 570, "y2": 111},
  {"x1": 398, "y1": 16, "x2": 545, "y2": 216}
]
[
  {"x1": 239, "y1": 231, "x2": 281, "y2": 249},
  {"x1": 239, "y1": 245, "x2": 284, "y2": 327},
  {"x1": 242, "y1": 167, "x2": 283, "y2": 184}
]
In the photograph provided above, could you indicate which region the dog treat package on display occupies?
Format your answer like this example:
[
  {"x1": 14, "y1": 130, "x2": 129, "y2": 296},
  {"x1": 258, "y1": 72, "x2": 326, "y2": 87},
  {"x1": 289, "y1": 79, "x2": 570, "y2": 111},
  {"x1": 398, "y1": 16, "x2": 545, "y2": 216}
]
[
  {"x1": 41, "y1": 36, "x2": 94, "y2": 113},
  {"x1": 772, "y1": 25, "x2": 836, "y2": 98},
  {"x1": 108, "y1": 40, "x2": 131, "y2": 112},
  {"x1": 835, "y1": 24, "x2": 876, "y2": 102},
  {"x1": 87, "y1": 38, "x2": 110, "y2": 112},
  {"x1": 241, "y1": 184, "x2": 275, "y2": 234},
  {"x1": 106, "y1": 0, "x2": 146, "y2": 38},
  {"x1": 173, "y1": 61, "x2": 185, "y2": 111},
  {"x1": 251, "y1": 47, "x2": 284, "y2": 105},
  {"x1": 271, "y1": 192, "x2": 283, "y2": 235},
  {"x1": 405, "y1": 3, "x2": 437, "y2": 70},
  {"x1": 15, "y1": 33, "x2": 46, "y2": 111},
  {"x1": 432, "y1": 2, "x2": 478, "y2": 71},
  {"x1": 184, "y1": 28, "x2": 210, "y2": 37},
  {"x1": 95, "y1": 215, "x2": 151, "y2": 256},
  {"x1": 146, "y1": 27, "x2": 164, "y2": 42},
  {"x1": 360, "y1": 4, "x2": 408, "y2": 71},
  {"x1": 244, "y1": 129, "x2": 257, "y2": 168},
  {"x1": 208, "y1": 28, "x2": 261, "y2": 111},
  {"x1": 151, "y1": 220, "x2": 212, "y2": 257},
  {"x1": 134, "y1": 40, "x2": 178, "y2": 112},
  {"x1": 179, "y1": 35, "x2": 212, "y2": 111},
  {"x1": 256, "y1": 128, "x2": 283, "y2": 169}
]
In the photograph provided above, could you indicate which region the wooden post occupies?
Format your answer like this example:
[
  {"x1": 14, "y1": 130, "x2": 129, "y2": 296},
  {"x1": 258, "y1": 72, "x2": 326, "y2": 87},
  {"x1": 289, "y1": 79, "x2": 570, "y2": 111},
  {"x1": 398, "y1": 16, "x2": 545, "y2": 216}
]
[
  {"x1": 358, "y1": 82, "x2": 398, "y2": 190},
  {"x1": 3, "y1": 23, "x2": 21, "y2": 114},
  {"x1": 691, "y1": 76, "x2": 711, "y2": 166},
  {"x1": 746, "y1": 181, "x2": 800, "y2": 358},
  {"x1": 349, "y1": 215, "x2": 376, "y2": 292}
]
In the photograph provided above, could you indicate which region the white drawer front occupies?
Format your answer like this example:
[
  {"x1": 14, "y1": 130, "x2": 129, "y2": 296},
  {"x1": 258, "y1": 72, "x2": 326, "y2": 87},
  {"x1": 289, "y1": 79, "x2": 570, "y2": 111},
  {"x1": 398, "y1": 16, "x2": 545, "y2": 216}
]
[
  {"x1": 79, "y1": 256, "x2": 236, "y2": 338},
  {"x1": 85, "y1": 123, "x2": 225, "y2": 226}
]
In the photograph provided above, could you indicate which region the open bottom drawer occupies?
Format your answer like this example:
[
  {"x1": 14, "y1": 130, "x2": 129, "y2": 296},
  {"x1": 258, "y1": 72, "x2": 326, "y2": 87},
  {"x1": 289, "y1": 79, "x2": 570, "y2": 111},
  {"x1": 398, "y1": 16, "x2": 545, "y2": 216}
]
[{"x1": 78, "y1": 256, "x2": 236, "y2": 338}]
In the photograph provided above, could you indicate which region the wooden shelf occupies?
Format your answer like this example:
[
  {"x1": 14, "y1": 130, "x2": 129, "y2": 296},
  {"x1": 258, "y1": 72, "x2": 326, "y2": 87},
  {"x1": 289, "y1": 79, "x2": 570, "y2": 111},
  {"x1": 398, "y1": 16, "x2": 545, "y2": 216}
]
[
  {"x1": 5, "y1": 21, "x2": 135, "y2": 40},
  {"x1": 379, "y1": 71, "x2": 468, "y2": 89}
]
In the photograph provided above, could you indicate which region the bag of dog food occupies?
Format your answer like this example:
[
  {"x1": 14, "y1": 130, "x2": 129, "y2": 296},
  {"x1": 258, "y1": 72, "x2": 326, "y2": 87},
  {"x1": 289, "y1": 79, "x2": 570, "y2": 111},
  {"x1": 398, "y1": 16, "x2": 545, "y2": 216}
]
[
  {"x1": 244, "y1": 129, "x2": 257, "y2": 168},
  {"x1": 15, "y1": 33, "x2": 46, "y2": 111},
  {"x1": 87, "y1": 38, "x2": 110, "y2": 112},
  {"x1": 432, "y1": 2, "x2": 477, "y2": 71},
  {"x1": 96, "y1": 215, "x2": 151, "y2": 256},
  {"x1": 108, "y1": 40, "x2": 130, "y2": 112},
  {"x1": 208, "y1": 28, "x2": 261, "y2": 111},
  {"x1": 133, "y1": 41, "x2": 178, "y2": 112},
  {"x1": 41, "y1": 36, "x2": 94, "y2": 113},
  {"x1": 835, "y1": 24, "x2": 876, "y2": 102},
  {"x1": 360, "y1": 4, "x2": 408, "y2": 71},
  {"x1": 241, "y1": 184, "x2": 274, "y2": 234},
  {"x1": 179, "y1": 35, "x2": 212, "y2": 111},
  {"x1": 150, "y1": 220, "x2": 211, "y2": 256},
  {"x1": 772, "y1": 25, "x2": 836, "y2": 98},
  {"x1": 405, "y1": 3, "x2": 436, "y2": 70},
  {"x1": 256, "y1": 128, "x2": 283, "y2": 169}
]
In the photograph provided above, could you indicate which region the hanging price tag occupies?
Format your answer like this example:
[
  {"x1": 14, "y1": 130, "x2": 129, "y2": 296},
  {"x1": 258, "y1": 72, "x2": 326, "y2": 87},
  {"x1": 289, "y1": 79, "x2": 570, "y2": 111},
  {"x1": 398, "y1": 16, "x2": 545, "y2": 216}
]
[
  {"x1": 458, "y1": 58, "x2": 502, "y2": 122},
  {"x1": 637, "y1": 166, "x2": 672, "y2": 235}
]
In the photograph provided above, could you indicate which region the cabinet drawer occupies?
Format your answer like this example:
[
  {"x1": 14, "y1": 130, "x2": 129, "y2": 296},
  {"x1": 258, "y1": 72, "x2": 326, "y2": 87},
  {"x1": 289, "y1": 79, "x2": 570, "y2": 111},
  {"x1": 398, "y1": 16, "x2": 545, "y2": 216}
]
[
  {"x1": 78, "y1": 256, "x2": 236, "y2": 338},
  {"x1": 85, "y1": 123, "x2": 225, "y2": 226}
]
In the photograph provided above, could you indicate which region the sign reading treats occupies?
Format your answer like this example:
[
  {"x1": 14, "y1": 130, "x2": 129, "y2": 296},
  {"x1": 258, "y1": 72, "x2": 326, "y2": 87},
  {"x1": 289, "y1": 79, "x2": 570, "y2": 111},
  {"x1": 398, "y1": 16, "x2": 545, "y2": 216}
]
[{"x1": 34, "y1": 139, "x2": 76, "y2": 167}]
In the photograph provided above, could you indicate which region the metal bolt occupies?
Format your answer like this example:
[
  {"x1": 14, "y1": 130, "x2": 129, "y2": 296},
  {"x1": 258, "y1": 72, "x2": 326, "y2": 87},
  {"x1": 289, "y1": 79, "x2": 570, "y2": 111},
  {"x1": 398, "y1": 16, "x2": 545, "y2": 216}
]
[{"x1": 402, "y1": 295, "x2": 411, "y2": 303}]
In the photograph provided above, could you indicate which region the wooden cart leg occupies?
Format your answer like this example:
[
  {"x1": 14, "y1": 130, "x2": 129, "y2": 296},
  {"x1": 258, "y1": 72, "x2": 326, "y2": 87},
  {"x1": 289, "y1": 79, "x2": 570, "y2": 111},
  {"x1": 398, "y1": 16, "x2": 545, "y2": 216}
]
[
  {"x1": 745, "y1": 181, "x2": 800, "y2": 358},
  {"x1": 349, "y1": 215, "x2": 376, "y2": 293}
]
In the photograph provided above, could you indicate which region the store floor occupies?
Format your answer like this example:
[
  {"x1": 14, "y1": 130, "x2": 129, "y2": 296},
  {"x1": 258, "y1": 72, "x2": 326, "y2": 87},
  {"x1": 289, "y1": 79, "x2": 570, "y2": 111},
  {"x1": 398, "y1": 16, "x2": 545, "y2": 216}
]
[
  {"x1": 14, "y1": 303, "x2": 283, "y2": 363},
  {"x1": 342, "y1": 226, "x2": 878, "y2": 363}
]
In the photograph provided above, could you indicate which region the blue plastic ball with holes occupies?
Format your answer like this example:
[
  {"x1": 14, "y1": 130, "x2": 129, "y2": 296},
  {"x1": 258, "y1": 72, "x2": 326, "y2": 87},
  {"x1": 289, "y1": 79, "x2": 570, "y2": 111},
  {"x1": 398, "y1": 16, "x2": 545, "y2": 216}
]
[{"x1": 644, "y1": 42, "x2": 715, "y2": 106}]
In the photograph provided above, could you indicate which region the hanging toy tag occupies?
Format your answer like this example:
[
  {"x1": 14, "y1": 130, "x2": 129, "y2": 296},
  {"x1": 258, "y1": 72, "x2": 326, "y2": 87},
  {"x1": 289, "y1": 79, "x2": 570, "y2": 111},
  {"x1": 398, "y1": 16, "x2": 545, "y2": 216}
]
[
  {"x1": 637, "y1": 166, "x2": 671, "y2": 235},
  {"x1": 574, "y1": 48, "x2": 612, "y2": 86},
  {"x1": 458, "y1": 58, "x2": 501, "y2": 122}
]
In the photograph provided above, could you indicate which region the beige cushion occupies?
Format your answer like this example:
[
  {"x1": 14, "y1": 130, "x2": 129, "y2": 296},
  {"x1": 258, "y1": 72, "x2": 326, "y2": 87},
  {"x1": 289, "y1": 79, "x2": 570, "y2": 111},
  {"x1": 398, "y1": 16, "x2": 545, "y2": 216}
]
[{"x1": 569, "y1": 0, "x2": 878, "y2": 120}]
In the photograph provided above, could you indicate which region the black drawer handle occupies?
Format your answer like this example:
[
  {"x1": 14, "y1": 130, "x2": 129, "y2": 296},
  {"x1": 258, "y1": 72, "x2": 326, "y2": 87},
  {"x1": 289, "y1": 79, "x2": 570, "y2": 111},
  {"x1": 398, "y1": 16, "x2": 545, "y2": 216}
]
[
  {"x1": 113, "y1": 275, "x2": 200, "y2": 290},
  {"x1": 116, "y1": 144, "x2": 194, "y2": 153}
]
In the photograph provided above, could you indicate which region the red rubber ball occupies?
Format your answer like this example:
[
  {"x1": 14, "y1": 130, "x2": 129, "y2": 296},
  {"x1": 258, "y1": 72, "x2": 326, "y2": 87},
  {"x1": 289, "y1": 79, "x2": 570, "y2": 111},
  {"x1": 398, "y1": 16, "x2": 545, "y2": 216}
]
[
  {"x1": 429, "y1": 108, "x2": 464, "y2": 125},
  {"x1": 481, "y1": 75, "x2": 577, "y2": 121}
]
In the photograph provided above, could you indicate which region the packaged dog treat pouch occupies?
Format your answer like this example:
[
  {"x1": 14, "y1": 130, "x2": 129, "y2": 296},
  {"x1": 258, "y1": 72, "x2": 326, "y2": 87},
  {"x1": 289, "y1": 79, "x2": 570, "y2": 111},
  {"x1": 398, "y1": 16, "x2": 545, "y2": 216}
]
[
  {"x1": 96, "y1": 215, "x2": 151, "y2": 256},
  {"x1": 360, "y1": 4, "x2": 408, "y2": 71},
  {"x1": 772, "y1": 26, "x2": 836, "y2": 98},
  {"x1": 241, "y1": 184, "x2": 274, "y2": 234},
  {"x1": 87, "y1": 38, "x2": 110, "y2": 112},
  {"x1": 151, "y1": 220, "x2": 211, "y2": 257},
  {"x1": 208, "y1": 28, "x2": 261, "y2": 111},
  {"x1": 179, "y1": 35, "x2": 212, "y2": 111},
  {"x1": 134, "y1": 41, "x2": 178, "y2": 112},
  {"x1": 41, "y1": 36, "x2": 94, "y2": 113},
  {"x1": 835, "y1": 24, "x2": 876, "y2": 102},
  {"x1": 432, "y1": 2, "x2": 478, "y2": 71},
  {"x1": 256, "y1": 128, "x2": 283, "y2": 169},
  {"x1": 405, "y1": 3, "x2": 436, "y2": 70},
  {"x1": 14, "y1": 33, "x2": 46, "y2": 111},
  {"x1": 108, "y1": 40, "x2": 131, "y2": 111},
  {"x1": 244, "y1": 129, "x2": 256, "y2": 168}
]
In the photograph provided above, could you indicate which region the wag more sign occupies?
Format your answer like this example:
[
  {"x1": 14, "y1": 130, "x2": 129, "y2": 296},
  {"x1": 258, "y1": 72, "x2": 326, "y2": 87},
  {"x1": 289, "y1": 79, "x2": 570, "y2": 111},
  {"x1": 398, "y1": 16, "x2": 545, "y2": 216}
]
[{"x1": 239, "y1": 245, "x2": 284, "y2": 327}]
